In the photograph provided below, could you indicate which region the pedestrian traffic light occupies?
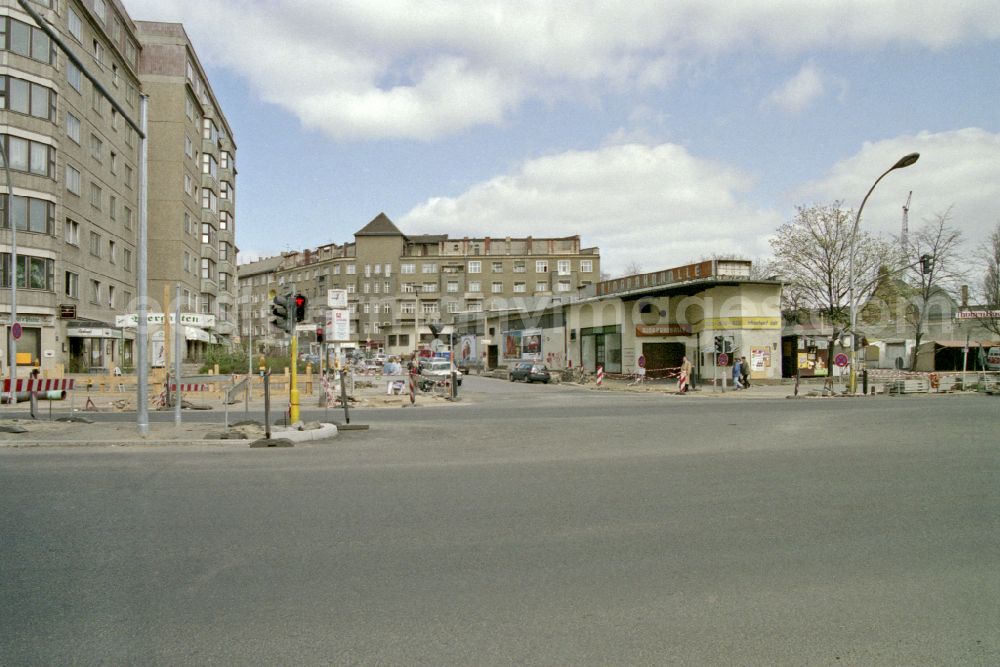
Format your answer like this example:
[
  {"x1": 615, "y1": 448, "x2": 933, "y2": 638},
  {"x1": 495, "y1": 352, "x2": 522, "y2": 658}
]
[
  {"x1": 920, "y1": 254, "x2": 934, "y2": 274},
  {"x1": 293, "y1": 293, "x2": 307, "y2": 322},
  {"x1": 723, "y1": 336, "x2": 734, "y2": 354},
  {"x1": 270, "y1": 293, "x2": 293, "y2": 334},
  {"x1": 714, "y1": 336, "x2": 724, "y2": 354},
  {"x1": 316, "y1": 326, "x2": 324, "y2": 343}
]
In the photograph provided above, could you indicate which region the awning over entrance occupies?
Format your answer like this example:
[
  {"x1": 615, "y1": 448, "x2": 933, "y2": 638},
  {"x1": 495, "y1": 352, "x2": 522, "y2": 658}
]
[{"x1": 151, "y1": 327, "x2": 213, "y2": 342}]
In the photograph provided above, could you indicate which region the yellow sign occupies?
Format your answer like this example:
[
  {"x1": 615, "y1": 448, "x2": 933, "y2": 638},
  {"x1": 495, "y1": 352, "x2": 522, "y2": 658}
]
[{"x1": 701, "y1": 316, "x2": 780, "y2": 330}]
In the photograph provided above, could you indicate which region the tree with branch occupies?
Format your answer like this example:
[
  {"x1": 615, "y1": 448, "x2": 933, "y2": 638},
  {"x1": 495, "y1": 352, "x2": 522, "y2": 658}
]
[
  {"x1": 901, "y1": 210, "x2": 965, "y2": 368},
  {"x1": 769, "y1": 202, "x2": 901, "y2": 335},
  {"x1": 976, "y1": 221, "x2": 1000, "y2": 338}
]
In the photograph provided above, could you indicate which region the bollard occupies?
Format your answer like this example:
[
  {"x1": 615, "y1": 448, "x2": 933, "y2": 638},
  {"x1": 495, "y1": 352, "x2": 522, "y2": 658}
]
[
  {"x1": 862, "y1": 369, "x2": 868, "y2": 395},
  {"x1": 596, "y1": 365, "x2": 604, "y2": 388}
]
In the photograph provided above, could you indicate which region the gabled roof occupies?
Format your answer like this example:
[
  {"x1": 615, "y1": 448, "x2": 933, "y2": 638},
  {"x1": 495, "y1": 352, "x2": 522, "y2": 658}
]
[{"x1": 355, "y1": 212, "x2": 403, "y2": 237}]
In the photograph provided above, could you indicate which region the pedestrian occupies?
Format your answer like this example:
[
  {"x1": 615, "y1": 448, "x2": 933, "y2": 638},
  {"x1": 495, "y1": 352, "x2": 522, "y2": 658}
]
[
  {"x1": 29, "y1": 367, "x2": 40, "y2": 419},
  {"x1": 740, "y1": 356, "x2": 750, "y2": 389},
  {"x1": 731, "y1": 356, "x2": 742, "y2": 389},
  {"x1": 678, "y1": 355, "x2": 692, "y2": 393}
]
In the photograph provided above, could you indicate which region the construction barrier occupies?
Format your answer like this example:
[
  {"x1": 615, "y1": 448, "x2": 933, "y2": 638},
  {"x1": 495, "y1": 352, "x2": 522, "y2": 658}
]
[
  {"x1": 596, "y1": 365, "x2": 604, "y2": 387},
  {"x1": 3, "y1": 378, "x2": 76, "y2": 393}
]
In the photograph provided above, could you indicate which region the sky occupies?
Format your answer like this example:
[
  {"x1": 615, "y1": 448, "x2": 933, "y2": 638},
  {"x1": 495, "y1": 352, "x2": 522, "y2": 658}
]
[{"x1": 124, "y1": 0, "x2": 1000, "y2": 278}]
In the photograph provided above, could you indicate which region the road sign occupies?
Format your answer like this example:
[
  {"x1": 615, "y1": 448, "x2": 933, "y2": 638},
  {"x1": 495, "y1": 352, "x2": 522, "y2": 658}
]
[
  {"x1": 328, "y1": 309, "x2": 350, "y2": 342},
  {"x1": 834, "y1": 353, "x2": 849, "y2": 368},
  {"x1": 637, "y1": 355, "x2": 646, "y2": 369},
  {"x1": 718, "y1": 352, "x2": 729, "y2": 366},
  {"x1": 11, "y1": 322, "x2": 22, "y2": 340}
]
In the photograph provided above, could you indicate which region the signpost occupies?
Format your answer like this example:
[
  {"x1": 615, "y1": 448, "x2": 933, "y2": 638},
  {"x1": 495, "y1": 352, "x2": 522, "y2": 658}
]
[
  {"x1": 834, "y1": 353, "x2": 849, "y2": 368},
  {"x1": 11, "y1": 322, "x2": 22, "y2": 340}
]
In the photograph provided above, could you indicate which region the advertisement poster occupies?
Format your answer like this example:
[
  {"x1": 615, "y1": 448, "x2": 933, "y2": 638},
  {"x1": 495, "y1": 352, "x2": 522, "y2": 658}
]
[
  {"x1": 503, "y1": 331, "x2": 522, "y2": 360},
  {"x1": 750, "y1": 347, "x2": 770, "y2": 374},
  {"x1": 458, "y1": 334, "x2": 477, "y2": 364},
  {"x1": 522, "y1": 328, "x2": 542, "y2": 359}
]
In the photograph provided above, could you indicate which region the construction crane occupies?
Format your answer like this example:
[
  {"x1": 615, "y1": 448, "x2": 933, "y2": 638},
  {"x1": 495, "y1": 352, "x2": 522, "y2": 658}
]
[{"x1": 901, "y1": 191, "x2": 912, "y2": 248}]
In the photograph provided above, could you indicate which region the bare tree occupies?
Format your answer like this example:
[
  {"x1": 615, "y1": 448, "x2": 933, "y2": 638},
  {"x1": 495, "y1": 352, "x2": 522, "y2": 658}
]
[
  {"x1": 770, "y1": 202, "x2": 901, "y2": 336},
  {"x1": 622, "y1": 261, "x2": 643, "y2": 278},
  {"x1": 976, "y1": 221, "x2": 1000, "y2": 337},
  {"x1": 901, "y1": 210, "x2": 965, "y2": 368}
]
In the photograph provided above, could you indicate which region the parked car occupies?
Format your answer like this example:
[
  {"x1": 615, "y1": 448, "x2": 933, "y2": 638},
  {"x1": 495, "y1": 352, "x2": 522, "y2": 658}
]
[
  {"x1": 456, "y1": 358, "x2": 483, "y2": 375},
  {"x1": 420, "y1": 360, "x2": 463, "y2": 387},
  {"x1": 508, "y1": 362, "x2": 551, "y2": 383}
]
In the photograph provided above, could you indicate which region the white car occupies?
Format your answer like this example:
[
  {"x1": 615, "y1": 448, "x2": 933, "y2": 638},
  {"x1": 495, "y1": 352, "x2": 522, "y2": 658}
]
[{"x1": 419, "y1": 360, "x2": 462, "y2": 387}]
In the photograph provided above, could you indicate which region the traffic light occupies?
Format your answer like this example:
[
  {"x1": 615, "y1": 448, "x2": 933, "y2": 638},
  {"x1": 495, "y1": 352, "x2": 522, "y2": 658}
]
[
  {"x1": 920, "y1": 254, "x2": 934, "y2": 274},
  {"x1": 714, "y1": 336, "x2": 724, "y2": 354},
  {"x1": 293, "y1": 294, "x2": 307, "y2": 322},
  {"x1": 723, "y1": 336, "x2": 734, "y2": 354},
  {"x1": 316, "y1": 326, "x2": 324, "y2": 343},
  {"x1": 270, "y1": 293, "x2": 292, "y2": 333}
]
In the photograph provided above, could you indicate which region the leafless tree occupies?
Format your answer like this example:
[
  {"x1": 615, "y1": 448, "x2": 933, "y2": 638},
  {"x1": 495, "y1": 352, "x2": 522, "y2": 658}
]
[
  {"x1": 975, "y1": 221, "x2": 1000, "y2": 337},
  {"x1": 769, "y1": 202, "x2": 902, "y2": 336},
  {"x1": 901, "y1": 210, "x2": 965, "y2": 367}
]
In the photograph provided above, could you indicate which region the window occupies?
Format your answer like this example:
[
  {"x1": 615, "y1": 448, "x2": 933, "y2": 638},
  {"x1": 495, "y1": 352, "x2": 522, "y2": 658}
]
[
  {"x1": 333, "y1": 264, "x2": 341, "y2": 275},
  {"x1": 89, "y1": 279, "x2": 100, "y2": 304},
  {"x1": 421, "y1": 282, "x2": 437, "y2": 293},
  {"x1": 201, "y1": 222, "x2": 215, "y2": 245},
  {"x1": 186, "y1": 97, "x2": 194, "y2": 120},
  {"x1": 513, "y1": 260, "x2": 526, "y2": 273},
  {"x1": 401, "y1": 263, "x2": 415, "y2": 274},
  {"x1": 558, "y1": 260, "x2": 571, "y2": 275},
  {"x1": 580, "y1": 259, "x2": 593, "y2": 273},
  {"x1": 108, "y1": 284, "x2": 115, "y2": 308},
  {"x1": 422, "y1": 263, "x2": 437, "y2": 274},
  {"x1": 535, "y1": 281, "x2": 547, "y2": 292},
  {"x1": 185, "y1": 135, "x2": 193, "y2": 158},
  {"x1": 2, "y1": 17, "x2": 54, "y2": 64},
  {"x1": 123, "y1": 248, "x2": 132, "y2": 272},
  {"x1": 0, "y1": 76, "x2": 56, "y2": 121},
  {"x1": 67, "y1": 61, "x2": 82, "y2": 92},
  {"x1": 2, "y1": 135, "x2": 55, "y2": 177},
  {"x1": 492, "y1": 261, "x2": 503, "y2": 273},
  {"x1": 447, "y1": 281, "x2": 458, "y2": 293},
  {"x1": 184, "y1": 174, "x2": 192, "y2": 193},
  {"x1": 111, "y1": 63, "x2": 118, "y2": 88},
  {"x1": 183, "y1": 251, "x2": 190, "y2": 273},
  {"x1": 201, "y1": 257, "x2": 216, "y2": 280},
  {"x1": 220, "y1": 151, "x2": 231, "y2": 169},
  {"x1": 90, "y1": 134, "x2": 103, "y2": 162},
  {"x1": 1, "y1": 195, "x2": 54, "y2": 235},
  {"x1": 90, "y1": 231, "x2": 101, "y2": 257},
  {"x1": 91, "y1": 86, "x2": 103, "y2": 115},
  {"x1": 1, "y1": 253, "x2": 55, "y2": 291},
  {"x1": 68, "y1": 7, "x2": 82, "y2": 40},
  {"x1": 109, "y1": 196, "x2": 116, "y2": 221},
  {"x1": 65, "y1": 271, "x2": 79, "y2": 298},
  {"x1": 219, "y1": 210, "x2": 231, "y2": 230},
  {"x1": 92, "y1": 39, "x2": 103, "y2": 65},
  {"x1": 400, "y1": 302, "x2": 415, "y2": 315},
  {"x1": 384, "y1": 281, "x2": 390, "y2": 293},
  {"x1": 346, "y1": 284, "x2": 355, "y2": 293},
  {"x1": 108, "y1": 240, "x2": 116, "y2": 264},
  {"x1": 422, "y1": 302, "x2": 438, "y2": 315},
  {"x1": 514, "y1": 282, "x2": 526, "y2": 293},
  {"x1": 110, "y1": 151, "x2": 117, "y2": 174},
  {"x1": 536, "y1": 260, "x2": 548, "y2": 273},
  {"x1": 203, "y1": 118, "x2": 218, "y2": 143},
  {"x1": 219, "y1": 242, "x2": 230, "y2": 262},
  {"x1": 202, "y1": 153, "x2": 217, "y2": 178},
  {"x1": 66, "y1": 164, "x2": 81, "y2": 195},
  {"x1": 66, "y1": 112, "x2": 81, "y2": 143},
  {"x1": 492, "y1": 282, "x2": 503, "y2": 293},
  {"x1": 558, "y1": 280, "x2": 571, "y2": 292},
  {"x1": 468, "y1": 281, "x2": 481, "y2": 292},
  {"x1": 123, "y1": 206, "x2": 133, "y2": 230},
  {"x1": 468, "y1": 261, "x2": 481, "y2": 274},
  {"x1": 364, "y1": 263, "x2": 371, "y2": 277},
  {"x1": 93, "y1": 0, "x2": 107, "y2": 24},
  {"x1": 219, "y1": 272, "x2": 229, "y2": 291},
  {"x1": 65, "y1": 219, "x2": 80, "y2": 245},
  {"x1": 125, "y1": 40, "x2": 137, "y2": 68},
  {"x1": 346, "y1": 264, "x2": 356, "y2": 275},
  {"x1": 124, "y1": 164, "x2": 133, "y2": 188},
  {"x1": 202, "y1": 188, "x2": 217, "y2": 212},
  {"x1": 89, "y1": 182, "x2": 102, "y2": 209}
]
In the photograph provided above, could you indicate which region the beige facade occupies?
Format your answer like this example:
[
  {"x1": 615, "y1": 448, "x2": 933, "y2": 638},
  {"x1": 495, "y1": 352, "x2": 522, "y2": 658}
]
[
  {"x1": 136, "y1": 20, "x2": 237, "y2": 349},
  {"x1": 1, "y1": 0, "x2": 143, "y2": 374},
  {"x1": 238, "y1": 213, "x2": 601, "y2": 357}
]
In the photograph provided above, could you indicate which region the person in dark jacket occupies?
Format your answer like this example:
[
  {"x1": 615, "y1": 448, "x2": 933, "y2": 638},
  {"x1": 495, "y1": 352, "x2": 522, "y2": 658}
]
[{"x1": 740, "y1": 356, "x2": 750, "y2": 389}]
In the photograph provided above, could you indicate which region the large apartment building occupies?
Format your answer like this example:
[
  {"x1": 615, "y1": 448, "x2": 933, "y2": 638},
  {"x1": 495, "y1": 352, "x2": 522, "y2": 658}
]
[
  {"x1": 238, "y1": 213, "x2": 600, "y2": 357},
  {"x1": 0, "y1": 0, "x2": 235, "y2": 375}
]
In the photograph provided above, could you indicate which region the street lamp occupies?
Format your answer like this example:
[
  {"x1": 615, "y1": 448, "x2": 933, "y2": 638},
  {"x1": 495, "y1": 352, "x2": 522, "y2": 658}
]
[{"x1": 848, "y1": 152, "x2": 919, "y2": 393}]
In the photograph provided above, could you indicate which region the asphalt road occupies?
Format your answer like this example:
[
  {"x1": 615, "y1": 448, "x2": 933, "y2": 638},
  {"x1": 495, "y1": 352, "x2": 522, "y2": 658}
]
[{"x1": 2, "y1": 380, "x2": 998, "y2": 665}]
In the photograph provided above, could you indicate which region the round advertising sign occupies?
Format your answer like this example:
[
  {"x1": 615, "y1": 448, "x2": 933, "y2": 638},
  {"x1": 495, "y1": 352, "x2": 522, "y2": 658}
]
[
  {"x1": 11, "y1": 322, "x2": 22, "y2": 340},
  {"x1": 718, "y1": 352, "x2": 729, "y2": 366},
  {"x1": 834, "y1": 353, "x2": 849, "y2": 368}
]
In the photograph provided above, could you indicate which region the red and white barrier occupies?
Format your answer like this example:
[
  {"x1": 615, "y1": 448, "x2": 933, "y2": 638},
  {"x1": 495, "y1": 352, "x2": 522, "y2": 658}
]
[
  {"x1": 596, "y1": 365, "x2": 604, "y2": 387},
  {"x1": 167, "y1": 383, "x2": 208, "y2": 392},
  {"x1": 3, "y1": 378, "x2": 76, "y2": 392}
]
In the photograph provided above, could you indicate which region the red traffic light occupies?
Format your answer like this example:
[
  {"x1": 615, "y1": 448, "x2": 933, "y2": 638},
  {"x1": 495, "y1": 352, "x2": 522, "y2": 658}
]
[
  {"x1": 294, "y1": 295, "x2": 306, "y2": 308},
  {"x1": 293, "y1": 293, "x2": 307, "y2": 322}
]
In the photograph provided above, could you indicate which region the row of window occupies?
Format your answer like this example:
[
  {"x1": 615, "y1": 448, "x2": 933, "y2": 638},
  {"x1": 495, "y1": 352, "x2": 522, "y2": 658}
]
[
  {"x1": 0, "y1": 75, "x2": 57, "y2": 121},
  {"x1": 63, "y1": 270, "x2": 131, "y2": 310},
  {"x1": 64, "y1": 218, "x2": 133, "y2": 271},
  {"x1": 279, "y1": 258, "x2": 594, "y2": 284}
]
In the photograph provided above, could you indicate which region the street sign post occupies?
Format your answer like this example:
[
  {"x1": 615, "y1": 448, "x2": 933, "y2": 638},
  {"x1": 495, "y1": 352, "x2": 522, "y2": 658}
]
[
  {"x1": 834, "y1": 353, "x2": 849, "y2": 368},
  {"x1": 11, "y1": 322, "x2": 22, "y2": 340}
]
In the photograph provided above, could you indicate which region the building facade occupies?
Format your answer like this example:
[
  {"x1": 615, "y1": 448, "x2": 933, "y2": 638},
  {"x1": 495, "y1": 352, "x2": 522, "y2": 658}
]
[
  {"x1": 0, "y1": 0, "x2": 234, "y2": 377},
  {"x1": 238, "y1": 213, "x2": 601, "y2": 358}
]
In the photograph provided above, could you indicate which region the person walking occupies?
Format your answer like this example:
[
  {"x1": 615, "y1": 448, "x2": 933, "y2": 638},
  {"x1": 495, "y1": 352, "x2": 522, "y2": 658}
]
[
  {"x1": 29, "y1": 368, "x2": 40, "y2": 418},
  {"x1": 731, "y1": 356, "x2": 742, "y2": 390},
  {"x1": 678, "y1": 355, "x2": 692, "y2": 393},
  {"x1": 740, "y1": 356, "x2": 751, "y2": 389}
]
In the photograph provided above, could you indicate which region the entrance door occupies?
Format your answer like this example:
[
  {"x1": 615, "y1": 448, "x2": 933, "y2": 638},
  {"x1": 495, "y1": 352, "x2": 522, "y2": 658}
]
[{"x1": 642, "y1": 342, "x2": 686, "y2": 378}]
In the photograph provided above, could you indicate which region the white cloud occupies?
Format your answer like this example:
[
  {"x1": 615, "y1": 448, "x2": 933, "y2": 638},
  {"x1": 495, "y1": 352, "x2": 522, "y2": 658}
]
[
  {"x1": 762, "y1": 61, "x2": 825, "y2": 113},
  {"x1": 794, "y1": 128, "x2": 1000, "y2": 245},
  {"x1": 124, "y1": 0, "x2": 1000, "y2": 141},
  {"x1": 400, "y1": 141, "x2": 781, "y2": 276}
]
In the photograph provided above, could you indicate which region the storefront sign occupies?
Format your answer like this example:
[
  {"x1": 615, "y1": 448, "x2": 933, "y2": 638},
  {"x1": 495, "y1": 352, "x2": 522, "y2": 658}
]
[
  {"x1": 115, "y1": 313, "x2": 217, "y2": 328},
  {"x1": 67, "y1": 327, "x2": 118, "y2": 339},
  {"x1": 635, "y1": 324, "x2": 692, "y2": 336},
  {"x1": 702, "y1": 316, "x2": 780, "y2": 330}
]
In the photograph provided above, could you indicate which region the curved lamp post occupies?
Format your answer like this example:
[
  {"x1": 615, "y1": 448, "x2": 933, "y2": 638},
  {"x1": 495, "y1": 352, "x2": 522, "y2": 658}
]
[{"x1": 848, "y1": 152, "x2": 920, "y2": 393}]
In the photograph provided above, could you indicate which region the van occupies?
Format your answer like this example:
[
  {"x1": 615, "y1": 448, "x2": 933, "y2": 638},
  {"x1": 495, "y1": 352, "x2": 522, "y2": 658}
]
[{"x1": 987, "y1": 347, "x2": 1000, "y2": 371}]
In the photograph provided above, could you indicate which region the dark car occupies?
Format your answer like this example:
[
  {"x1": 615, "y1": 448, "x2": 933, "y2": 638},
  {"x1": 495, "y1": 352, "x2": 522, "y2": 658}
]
[{"x1": 508, "y1": 362, "x2": 551, "y2": 383}]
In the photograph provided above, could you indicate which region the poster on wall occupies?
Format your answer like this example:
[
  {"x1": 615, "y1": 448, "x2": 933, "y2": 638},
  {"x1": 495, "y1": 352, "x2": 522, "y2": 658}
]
[
  {"x1": 458, "y1": 334, "x2": 478, "y2": 364},
  {"x1": 750, "y1": 347, "x2": 770, "y2": 374},
  {"x1": 503, "y1": 331, "x2": 522, "y2": 360},
  {"x1": 522, "y1": 329, "x2": 542, "y2": 359}
]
